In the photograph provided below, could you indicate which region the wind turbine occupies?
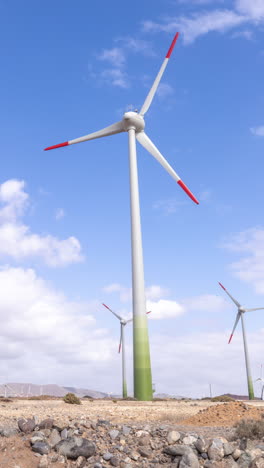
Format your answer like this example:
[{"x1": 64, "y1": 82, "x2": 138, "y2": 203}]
[
  {"x1": 219, "y1": 282, "x2": 264, "y2": 400},
  {"x1": 44, "y1": 32, "x2": 199, "y2": 400},
  {"x1": 102, "y1": 303, "x2": 151, "y2": 398}
]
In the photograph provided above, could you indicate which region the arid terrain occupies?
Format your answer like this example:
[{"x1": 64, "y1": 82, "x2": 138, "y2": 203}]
[{"x1": 1, "y1": 398, "x2": 264, "y2": 467}]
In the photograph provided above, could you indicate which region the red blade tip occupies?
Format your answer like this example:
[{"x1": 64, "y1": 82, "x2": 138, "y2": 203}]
[
  {"x1": 44, "y1": 141, "x2": 69, "y2": 151},
  {"x1": 219, "y1": 282, "x2": 226, "y2": 291},
  {"x1": 166, "y1": 32, "x2": 180, "y2": 58},
  {"x1": 228, "y1": 334, "x2": 233, "y2": 344},
  {"x1": 102, "y1": 303, "x2": 111, "y2": 310},
  {"x1": 146, "y1": 311, "x2": 151, "y2": 314},
  {"x1": 178, "y1": 180, "x2": 199, "y2": 204}
]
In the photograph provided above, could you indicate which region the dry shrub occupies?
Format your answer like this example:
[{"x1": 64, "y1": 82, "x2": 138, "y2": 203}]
[
  {"x1": 211, "y1": 395, "x2": 235, "y2": 402},
  {"x1": 28, "y1": 395, "x2": 55, "y2": 400},
  {"x1": 234, "y1": 418, "x2": 264, "y2": 439},
  {"x1": 0, "y1": 397, "x2": 12, "y2": 403},
  {"x1": 63, "y1": 392, "x2": 81, "y2": 405}
]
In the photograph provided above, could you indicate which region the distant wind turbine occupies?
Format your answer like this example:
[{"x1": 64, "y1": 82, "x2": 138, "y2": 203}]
[
  {"x1": 219, "y1": 282, "x2": 264, "y2": 400},
  {"x1": 102, "y1": 303, "x2": 150, "y2": 398},
  {"x1": 45, "y1": 32, "x2": 199, "y2": 400}
]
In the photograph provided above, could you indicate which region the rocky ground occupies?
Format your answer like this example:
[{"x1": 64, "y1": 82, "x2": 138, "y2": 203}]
[{"x1": 1, "y1": 399, "x2": 264, "y2": 467}]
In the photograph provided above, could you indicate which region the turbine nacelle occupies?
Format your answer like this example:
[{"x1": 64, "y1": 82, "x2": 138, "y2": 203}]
[
  {"x1": 123, "y1": 112, "x2": 145, "y2": 133},
  {"x1": 239, "y1": 306, "x2": 246, "y2": 313}
]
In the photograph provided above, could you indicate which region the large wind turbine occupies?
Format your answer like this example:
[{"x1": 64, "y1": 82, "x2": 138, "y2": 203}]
[
  {"x1": 45, "y1": 32, "x2": 199, "y2": 400},
  {"x1": 219, "y1": 282, "x2": 264, "y2": 400},
  {"x1": 102, "y1": 303, "x2": 150, "y2": 398}
]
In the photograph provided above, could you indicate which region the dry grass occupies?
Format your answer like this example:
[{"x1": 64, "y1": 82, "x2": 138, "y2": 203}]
[{"x1": 234, "y1": 418, "x2": 264, "y2": 439}]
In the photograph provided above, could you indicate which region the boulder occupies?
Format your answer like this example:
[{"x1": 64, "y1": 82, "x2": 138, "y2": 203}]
[
  {"x1": 18, "y1": 418, "x2": 36, "y2": 433},
  {"x1": 55, "y1": 436, "x2": 96, "y2": 460}
]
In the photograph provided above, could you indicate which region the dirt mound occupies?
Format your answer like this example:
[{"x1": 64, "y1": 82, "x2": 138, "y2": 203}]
[{"x1": 180, "y1": 401, "x2": 264, "y2": 427}]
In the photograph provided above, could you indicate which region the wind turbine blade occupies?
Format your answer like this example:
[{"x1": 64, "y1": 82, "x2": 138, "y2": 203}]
[
  {"x1": 228, "y1": 312, "x2": 241, "y2": 343},
  {"x1": 245, "y1": 308, "x2": 264, "y2": 312},
  {"x1": 140, "y1": 32, "x2": 180, "y2": 116},
  {"x1": 146, "y1": 311, "x2": 151, "y2": 314},
  {"x1": 136, "y1": 131, "x2": 199, "y2": 204},
  {"x1": 44, "y1": 120, "x2": 124, "y2": 151},
  {"x1": 118, "y1": 324, "x2": 122, "y2": 353},
  {"x1": 102, "y1": 303, "x2": 122, "y2": 321},
  {"x1": 218, "y1": 282, "x2": 241, "y2": 308},
  {"x1": 126, "y1": 310, "x2": 151, "y2": 324}
]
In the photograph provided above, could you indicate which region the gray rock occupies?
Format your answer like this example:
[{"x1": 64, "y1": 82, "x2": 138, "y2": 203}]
[
  {"x1": 109, "y1": 429, "x2": 119, "y2": 440},
  {"x1": 76, "y1": 456, "x2": 87, "y2": 468},
  {"x1": 224, "y1": 443, "x2": 235, "y2": 456},
  {"x1": 138, "y1": 447, "x2": 152, "y2": 458},
  {"x1": 138, "y1": 435, "x2": 150, "y2": 446},
  {"x1": 60, "y1": 428, "x2": 68, "y2": 439},
  {"x1": 164, "y1": 445, "x2": 192, "y2": 457},
  {"x1": 208, "y1": 438, "x2": 225, "y2": 461},
  {"x1": 250, "y1": 457, "x2": 264, "y2": 468},
  {"x1": 167, "y1": 431, "x2": 181, "y2": 445},
  {"x1": 18, "y1": 418, "x2": 36, "y2": 433},
  {"x1": 48, "y1": 428, "x2": 61, "y2": 447},
  {"x1": 122, "y1": 425, "x2": 131, "y2": 436},
  {"x1": 129, "y1": 451, "x2": 140, "y2": 461},
  {"x1": 110, "y1": 456, "x2": 119, "y2": 466},
  {"x1": 39, "y1": 418, "x2": 54, "y2": 429},
  {"x1": 31, "y1": 436, "x2": 46, "y2": 445},
  {"x1": 32, "y1": 442, "x2": 50, "y2": 455},
  {"x1": 179, "y1": 451, "x2": 199, "y2": 468},
  {"x1": 237, "y1": 452, "x2": 252, "y2": 467},
  {"x1": 195, "y1": 437, "x2": 209, "y2": 454},
  {"x1": 94, "y1": 464, "x2": 103, "y2": 468},
  {"x1": 182, "y1": 435, "x2": 197, "y2": 445},
  {"x1": 103, "y1": 452, "x2": 113, "y2": 461},
  {"x1": 233, "y1": 449, "x2": 242, "y2": 460},
  {"x1": 0, "y1": 426, "x2": 18, "y2": 437},
  {"x1": 55, "y1": 436, "x2": 96, "y2": 460}
]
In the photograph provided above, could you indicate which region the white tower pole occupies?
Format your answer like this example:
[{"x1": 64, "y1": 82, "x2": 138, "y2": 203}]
[
  {"x1": 128, "y1": 128, "x2": 152, "y2": 400},
  {"x1": 121, "y1": 324, "x2": 127, "y2": 398},
  {"x1": 241, "y1": 313, "x2": 254, "y2": 399}
]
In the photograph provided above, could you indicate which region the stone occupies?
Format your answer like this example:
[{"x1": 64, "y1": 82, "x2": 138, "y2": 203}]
[
  {"x1": 0, "y1": 426, "x2": 18, "y2": 437},
  {"x1": 195, "y1": 437, "x2": 210, "y2": 454},
  {"x1": 138, "y1": 447, "x2": 152, "y2": 458},
  {"x1": 237, "y1": 452, "x2": 252, "y2": 467},
  {"x1": 109, "y1": 429, "x2": 119, "y2": 440},
  {"x1": 250, "y1": 457, "x2": 264, "y2": 468},
  {"x1": 233, "y1": 449, "x2": 242, "y2": 460},
  {"x1": 138, "y1": 435, "x2": 150, "y2": 446},
  {"x1": 167, "y1": 431, "x2": 181, "y2": 445},
  {"x1": 55, "y1": 436, "x2": 96, "y2": 460},
  {"x1": 60, "y1": 428, "x2": 68, "y2": 439},
  {"x1": 103, "y1": 452, "x2": 113, "y2": 461},
  {"x1": 18, "y1": 418, "x2": 36, "y2": 433},
  {"x1": 164, "y1": 445, "x2": 192, "y2": 457},
  {"x1": 179, "y1": 451, "x2": 199, "y2": 468},
  {"x1": 224, "y1": 443, "x2": 235, "y2": 456},
  {"x1": 31, "y1": 436, "x2": 46, "y2": 445},
  {"x1": 129, "y1": 451, "x2": 140, "y2": 461},
  {"x1": 49, "y1": 428, "x2": 61, "y2": 447},
  {"x1": 39, "y1": 418, "x2": 54, "y2": 429},
  {"x1": 38, "y1": 455, "x2": 49, "y2": 468},
  {"x1": 76, "y1": 456, "x2": 87, "y2": 468},
  {"x1": 208, "y1": 439, "x2": 225, "y2": 461},
  {"x1": 110, "y1": 456, "x2": 119, "y2": 466},
  {"x1": 182, "y1": 435, "x2": 197, "y2": 445},
  {"x1": 32, "y1": 442, "x2": 51, "y2": 455},
  {"x1": 122, "y1": 425, "x2": 131, "y2": 436}
]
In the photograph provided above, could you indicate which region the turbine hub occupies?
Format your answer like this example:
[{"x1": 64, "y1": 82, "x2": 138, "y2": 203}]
[{"x1": 123, "y1": 112, "x2": 145, "y2": 132}]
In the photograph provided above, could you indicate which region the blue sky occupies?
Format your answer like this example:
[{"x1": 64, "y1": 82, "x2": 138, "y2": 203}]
[{"x1": 0, "y1": 0, "x2": 264, "y2": 398}]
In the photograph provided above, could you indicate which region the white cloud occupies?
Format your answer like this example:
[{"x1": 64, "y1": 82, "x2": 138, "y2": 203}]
[
  {"x1": 143, "y1": 0, "x2": 264, "y2": 44},
  {"x1": 153, "y1": 198, "x2": 187, "y2": 214},
  {"x1": 156, "y1": 82, "x2": 174, "y2": 99},
  {"x1": 98, "y1": 48, "x2": 126, "y2": 68},
  {"x1": 0, "y1": 180, "x2": 83, "y2": 267},
  {"x1": 183, "y1": 294, "x2": 231, "y2": 312},
  {"x1": 250, "y1": 126, "x2": 264, "y2": 136},
  {"x1": 101, "y1": 68, "x2": 129, "y2": 88},
  {"x1": 102, "y1": 283, "x2": 131, "y2": 302},
  {"x1": 147, "y1": 299, "x2": 185, "y2": 320},
  {"x1": 236, "y1": 0, "x2": 264, "y2": 19},
  {"x1": 223, "y1": 228, "x2": 264, "y2": 294},
  {"x1": 116, "y1": 37, "x2": 156, "y2": 56},
  {"x1": 0, "y1": 267, "x2": 117, "y2": 388},
  {"x1": 231, "y1": 29, "x2": 254, "y2": 39},
  {"x1": 55, "y1": 208, "x2": 65, "y2": 220},
  {"x1": 146, "y1": 285, "x2": 169, "y2": 300}
]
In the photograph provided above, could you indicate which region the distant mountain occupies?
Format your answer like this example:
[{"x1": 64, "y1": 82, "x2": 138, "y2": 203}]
[{"x1": 0, "y1": 382, "x2": 107, "y2": 399}]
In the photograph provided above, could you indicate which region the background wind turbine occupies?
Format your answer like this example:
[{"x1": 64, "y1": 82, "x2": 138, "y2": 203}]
[
  {"x1": 219, "y1": 282, "x2": 264, "y2": 400},
  {"x1": 102, "y1": 303, "x2": 150, "y2": 398},
  {"x1": 45, "y1": 32, "x2": 199, "y2": 400}
]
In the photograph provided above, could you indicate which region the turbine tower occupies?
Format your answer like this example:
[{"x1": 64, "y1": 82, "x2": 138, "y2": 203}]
[
  {"x1": 102, "y1": 303, "x2": 151, "y2": 398},
  {"x1": 45, "y1": 32, "x2": 199, "y2": 400},
  {"x1": 219, "y1": 282, "x2": 264, "y2": 400}
]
